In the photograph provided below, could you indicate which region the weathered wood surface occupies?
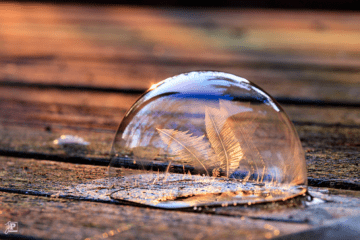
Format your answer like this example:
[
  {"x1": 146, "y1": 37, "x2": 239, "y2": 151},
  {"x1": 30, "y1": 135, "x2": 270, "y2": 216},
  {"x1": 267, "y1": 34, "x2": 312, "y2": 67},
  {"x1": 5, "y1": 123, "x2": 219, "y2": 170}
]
[
  {"x1": 0, "y1": 2, "x2": 360, "y2": 239},
  {"x1": 1, "y1": 90, "x2": 359, "y2": 186},
  {"x1": 1, "y1": 157, "x2": 360, "y2": 240}
]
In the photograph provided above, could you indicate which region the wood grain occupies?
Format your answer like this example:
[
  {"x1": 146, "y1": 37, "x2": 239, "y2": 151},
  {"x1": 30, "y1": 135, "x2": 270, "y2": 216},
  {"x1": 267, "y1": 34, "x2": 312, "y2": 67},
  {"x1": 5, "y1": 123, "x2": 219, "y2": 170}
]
[
  {"x1": 0, "y1": 2, "x2": 359, "y2": 239},
  {"x1": 1, "y1": 3, "x2": 360, "y2": 102}
]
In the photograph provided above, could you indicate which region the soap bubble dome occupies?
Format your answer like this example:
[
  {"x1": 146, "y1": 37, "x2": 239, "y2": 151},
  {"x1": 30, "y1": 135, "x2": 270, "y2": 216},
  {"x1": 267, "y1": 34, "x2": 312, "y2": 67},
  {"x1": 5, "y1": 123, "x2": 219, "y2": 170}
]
[{"x1": 109, "y1": 71, "x2": 307, "y2": 209}]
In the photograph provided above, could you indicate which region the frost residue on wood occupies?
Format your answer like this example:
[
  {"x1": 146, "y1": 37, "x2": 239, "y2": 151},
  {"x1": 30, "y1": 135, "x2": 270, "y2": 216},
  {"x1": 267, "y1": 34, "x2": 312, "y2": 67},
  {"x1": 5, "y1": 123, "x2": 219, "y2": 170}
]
[
  {"x1": 67, "y1": 172, "x2": 306, "y2": 209},
  {"x1": 54, "y1": 135, "x2": 90, "y2": 146}
]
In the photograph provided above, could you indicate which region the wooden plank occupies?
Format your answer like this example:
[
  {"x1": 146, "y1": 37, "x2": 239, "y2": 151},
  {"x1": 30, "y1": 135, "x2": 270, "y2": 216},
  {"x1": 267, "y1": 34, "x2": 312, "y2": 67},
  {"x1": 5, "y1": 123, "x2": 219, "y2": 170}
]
[
  {"x1": 0, "y1": 3, "x2": 359, "y2": 239},
  {"x1": 1, "y1": 58, "x2": 360, "y2": 102},
  {"x1": 1, "y1": 123, "x2": 359, "y2": 187},
  {"x1": 0, "y1": 87, "x2": 359, "y2": 186},
  {"x1": 1, "y1": 2, "x2": 360, "y2": 102},
  {"x1": 0, "y1": 191, "x2": 311, "y2": 240},
  {"x1": 274, "y1": 215, "x2": 360, "y2": 240},
  {"x1": 1, "y1": 157, "x2": 360, "y2": 239},
  {"x1": 1, "y1": 3, "x2": 360, "y2": 57},
  {"x1": 1, "y1": 120, "x2": 359, "y2": 188},
  {"x1": 1, "y1": 87, "x2": 360, "y2": 134}
]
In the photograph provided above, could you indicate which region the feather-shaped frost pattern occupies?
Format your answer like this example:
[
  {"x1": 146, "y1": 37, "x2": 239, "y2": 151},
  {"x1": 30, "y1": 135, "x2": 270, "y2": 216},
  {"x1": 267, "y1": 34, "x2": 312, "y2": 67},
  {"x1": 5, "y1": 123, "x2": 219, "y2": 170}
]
[
  {"x1": 220, "y1": 99, "x2": 265, "y2": 181},
  {"x1": 205, "y1": 106, "x2": 244, "y2": 177},
  {"x1": 156, "y1": 128, "x2": 215, "y2": 175}
]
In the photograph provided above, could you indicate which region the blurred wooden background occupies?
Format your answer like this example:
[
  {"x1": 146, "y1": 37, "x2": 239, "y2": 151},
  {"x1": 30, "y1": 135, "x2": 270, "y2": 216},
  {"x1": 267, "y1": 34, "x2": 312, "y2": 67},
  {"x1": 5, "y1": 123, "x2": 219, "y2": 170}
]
[{"x1": 0, "y1": 2, "x2": 360, "y2": 239}]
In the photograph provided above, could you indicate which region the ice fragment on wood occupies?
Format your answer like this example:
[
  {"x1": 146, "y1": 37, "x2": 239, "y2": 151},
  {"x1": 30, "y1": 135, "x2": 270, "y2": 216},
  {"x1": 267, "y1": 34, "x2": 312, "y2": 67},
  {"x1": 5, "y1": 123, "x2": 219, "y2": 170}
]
[{"x1": 53, "y1": 135, "x2": 90, "y2": 146}]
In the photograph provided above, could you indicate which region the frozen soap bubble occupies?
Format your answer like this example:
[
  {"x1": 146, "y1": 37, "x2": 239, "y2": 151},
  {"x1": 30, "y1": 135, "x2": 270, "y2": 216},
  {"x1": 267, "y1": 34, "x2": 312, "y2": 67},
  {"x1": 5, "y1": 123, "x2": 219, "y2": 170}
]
[{"x1": 109, "y1": 71, "x2": 307, "y2": 209}]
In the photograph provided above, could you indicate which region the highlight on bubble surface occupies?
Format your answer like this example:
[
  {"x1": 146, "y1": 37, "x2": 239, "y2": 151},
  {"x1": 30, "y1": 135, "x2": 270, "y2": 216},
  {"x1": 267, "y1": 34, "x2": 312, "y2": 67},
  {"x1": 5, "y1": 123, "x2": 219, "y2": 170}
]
[{"x1": 108, "y1": 71, "x2": 308, "y2": 209}]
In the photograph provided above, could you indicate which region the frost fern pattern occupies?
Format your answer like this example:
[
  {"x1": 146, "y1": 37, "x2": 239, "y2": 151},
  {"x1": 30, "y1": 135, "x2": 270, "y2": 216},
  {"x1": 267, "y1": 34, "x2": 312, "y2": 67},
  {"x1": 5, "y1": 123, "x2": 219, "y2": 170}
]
[{"x1": 157, "y1": 100, "x2": 264, "y2": 180}]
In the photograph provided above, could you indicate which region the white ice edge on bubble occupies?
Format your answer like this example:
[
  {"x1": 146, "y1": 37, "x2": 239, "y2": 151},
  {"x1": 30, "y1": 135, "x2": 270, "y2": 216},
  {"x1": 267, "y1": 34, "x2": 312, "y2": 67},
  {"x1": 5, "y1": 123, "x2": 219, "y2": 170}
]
[{"x1": 251, "y1": 86, "x2": 280, "y2": 112}]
